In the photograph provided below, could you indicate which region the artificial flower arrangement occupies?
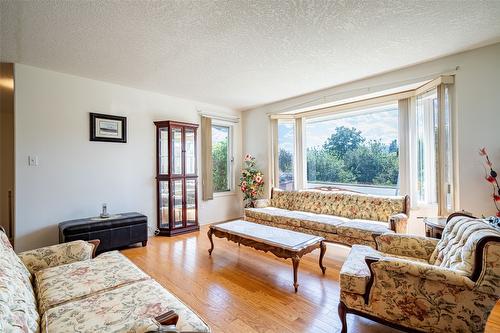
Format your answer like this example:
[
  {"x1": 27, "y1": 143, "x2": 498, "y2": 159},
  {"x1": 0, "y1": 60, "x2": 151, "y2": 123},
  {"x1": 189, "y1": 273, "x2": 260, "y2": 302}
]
[
  {"x1": 239, "y1": 154, "x2": 265, "y2": 208},
  {"x1": 479, "y1": 148, "x2": 500, "y2": 226}
]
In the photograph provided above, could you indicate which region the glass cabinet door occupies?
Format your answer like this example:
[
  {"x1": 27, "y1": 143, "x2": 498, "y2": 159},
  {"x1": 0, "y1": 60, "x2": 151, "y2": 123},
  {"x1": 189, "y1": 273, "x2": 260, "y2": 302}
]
[
  {"x1": 159, "y1": 127, "x2": 169, "y2": 174},
  {"x1": 171, "y1": 127, "x2": 183, "y2": 175},
  {"x1": 185, "y1": 128, "x2": 196, "y2": 175},
  {"x1": 186, "y1": 179, "x2": 196, "y2": 225},
  {"x1": 172, "y1": 179, "x2": 184, "y2": 228},
  {"x1": 159, "y1": 181, "x2": 169, "y2": 228}
]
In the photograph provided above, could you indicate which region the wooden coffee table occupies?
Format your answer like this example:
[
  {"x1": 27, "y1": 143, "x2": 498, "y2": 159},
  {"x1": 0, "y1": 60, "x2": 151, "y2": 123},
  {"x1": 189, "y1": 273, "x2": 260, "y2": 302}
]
[{"x1": 207, "y1": 220, "x2": 326, "y2": 292}]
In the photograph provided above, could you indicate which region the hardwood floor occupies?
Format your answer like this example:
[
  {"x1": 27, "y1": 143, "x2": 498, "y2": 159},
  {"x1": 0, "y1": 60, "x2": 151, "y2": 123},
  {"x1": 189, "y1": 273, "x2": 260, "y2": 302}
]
[{"x1": 121, "y1": 225, "x2": 402, "y2": 333}]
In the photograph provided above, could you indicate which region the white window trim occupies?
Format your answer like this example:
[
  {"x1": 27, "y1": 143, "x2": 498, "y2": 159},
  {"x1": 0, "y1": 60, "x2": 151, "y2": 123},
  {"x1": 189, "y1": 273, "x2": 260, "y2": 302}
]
[{"x1": 212, "y1": 120, "x2": 235, "y2": 195}]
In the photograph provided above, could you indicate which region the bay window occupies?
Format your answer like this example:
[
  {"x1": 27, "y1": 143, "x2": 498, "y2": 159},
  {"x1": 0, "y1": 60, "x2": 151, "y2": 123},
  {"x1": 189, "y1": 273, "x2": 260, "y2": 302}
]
[{"x1": 270, "y1": 75, "x2": 456, "y2": 215}]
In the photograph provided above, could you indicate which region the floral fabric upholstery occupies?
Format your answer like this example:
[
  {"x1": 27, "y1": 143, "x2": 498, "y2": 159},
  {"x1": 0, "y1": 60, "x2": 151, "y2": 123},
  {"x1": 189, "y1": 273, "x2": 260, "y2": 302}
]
[
  {"x1": 336, "y1": 220, "x2": 393, "y2": 241},
  {"x1": 340, "y1": 245, "x2": 427, "y2": 295},
  {"x1": 244, "y1": 216, "x2": 378, "y2": 247},
  {"x1": 0, "y1": 230, "x2": 39, "y2": 333},
  {"x1": 429, "y1": 216, "x2": 500, "y2": 275},
  {"x1": 35, "y1": 251, "x2": 149, "y2": 314},
  {"x1": 339, "y1": 216, "x2": 500, "y2": 333},
  {"x1": 42, "y1": 279, "x2": 210, "y2": 333},
  {"x1": 246, "y1": 188, "x2": 407, "y2": 248},
  {"x1": 376, "y1": 233, "x2": 439, "y2": 260},
  {"x1": 18, "y1": 240, "x2": 95, "y2": 274},
  {"x1": 270, "y1": 188, "x2": 407, "y2": 222}
]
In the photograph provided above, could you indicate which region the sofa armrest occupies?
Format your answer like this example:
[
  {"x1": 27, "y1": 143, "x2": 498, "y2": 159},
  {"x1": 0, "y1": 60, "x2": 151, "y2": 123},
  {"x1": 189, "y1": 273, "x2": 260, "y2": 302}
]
[
  {"x1": 367, "y1": 256, "x2": 474, "y2": 288},
  {"x1": 254, "y1": 199, "x2": 270, "y2": 208},
  {"x1": 375, "y1": 233, "x2": 438, "y2": 260},
  {"x1": 388, "y1": 213, "x2": 408, "y2": 233},
  {"x1": 18, "y1": 239, "x2": 99, "y2": 274}
]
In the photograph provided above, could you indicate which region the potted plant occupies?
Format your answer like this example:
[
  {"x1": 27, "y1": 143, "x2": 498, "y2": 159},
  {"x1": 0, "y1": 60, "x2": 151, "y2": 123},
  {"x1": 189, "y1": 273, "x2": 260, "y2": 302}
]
[
  {"x1": 239, "y1": 154, "x2": 264, "y2": 208},
  {"x1": 479, "y1": 148, "x2": 500, "y2": 226}
]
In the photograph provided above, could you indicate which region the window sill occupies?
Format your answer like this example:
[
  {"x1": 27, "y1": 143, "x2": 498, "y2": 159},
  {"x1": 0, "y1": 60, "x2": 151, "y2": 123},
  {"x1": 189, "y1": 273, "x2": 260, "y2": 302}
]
[{"x1": 213, "y1": 191, "x2": 236, "y2": 198}]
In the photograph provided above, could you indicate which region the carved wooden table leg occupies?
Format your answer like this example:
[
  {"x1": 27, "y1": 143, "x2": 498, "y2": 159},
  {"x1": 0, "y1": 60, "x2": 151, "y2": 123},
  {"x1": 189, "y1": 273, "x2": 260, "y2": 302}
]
[
  {"x1": 207, "y1": 228, "x2": 214, "y2": 255},
  {"x1": 319, "y1": 241, "x2": 326, "y2": 274},
  {"x1": 292, "y1": 257, "x2": 300, "y2": 292}
]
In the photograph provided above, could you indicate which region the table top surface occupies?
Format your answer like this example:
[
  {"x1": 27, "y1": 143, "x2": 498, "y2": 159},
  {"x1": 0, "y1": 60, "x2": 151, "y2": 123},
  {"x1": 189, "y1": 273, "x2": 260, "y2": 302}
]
[{"x1": 211, "y1": 220, "x2": 324, "y2": 251}]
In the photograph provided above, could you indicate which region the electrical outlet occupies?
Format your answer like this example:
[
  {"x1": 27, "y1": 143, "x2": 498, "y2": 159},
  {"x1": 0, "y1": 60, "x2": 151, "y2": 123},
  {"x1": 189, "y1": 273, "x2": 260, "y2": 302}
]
[{"x1": 28, "y1": 155, "x2": 39, "y2": 166}]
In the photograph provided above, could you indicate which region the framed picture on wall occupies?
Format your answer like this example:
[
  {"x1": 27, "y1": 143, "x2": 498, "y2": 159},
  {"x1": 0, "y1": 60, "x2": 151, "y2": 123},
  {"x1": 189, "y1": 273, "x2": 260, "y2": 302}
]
[{"x1": 89, "y1": 113, "x2": 127, "y2": 143}]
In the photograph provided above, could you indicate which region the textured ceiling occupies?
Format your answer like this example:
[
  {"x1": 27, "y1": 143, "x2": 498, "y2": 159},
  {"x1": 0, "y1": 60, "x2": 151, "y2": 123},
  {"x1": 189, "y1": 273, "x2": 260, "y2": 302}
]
[{"x1": 1, "y1": 1, "x2": 500, "y2": 110}]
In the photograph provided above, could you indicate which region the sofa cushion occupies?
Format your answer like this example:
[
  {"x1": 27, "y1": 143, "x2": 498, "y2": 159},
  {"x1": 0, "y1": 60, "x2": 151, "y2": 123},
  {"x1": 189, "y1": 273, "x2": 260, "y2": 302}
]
[
  {"x1": 42, "y1": 279, "x2": 210, "y2": 333},
  {"x1": 340, "y1": 245, "x2": 427, "y2": 295},
  {"x1": 336, "y1": 220, "x2": 393, "y2": 241},
  {"x1": 35, "y1": 251, "x2": 149, "y2": 314},
  {"x1": 270, "y1": 189, "x2": 300, "y2": 210},
  {"x1": 0, "y1": 231, "x2": 39, "y2": 333},
  {"x1": 245, "y1": 207, "x2": 302, "y2": 227},
  {"x1": 287, "y1": 211, "x2": 347, "y2": 233},
  {"x1": 429, "y1": 216, "x2": 500, "y2": 276}
]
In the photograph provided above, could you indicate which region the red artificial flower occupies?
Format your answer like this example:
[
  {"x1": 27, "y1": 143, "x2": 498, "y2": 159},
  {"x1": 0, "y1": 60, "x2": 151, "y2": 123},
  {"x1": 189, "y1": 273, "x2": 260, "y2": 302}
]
[
  {"x1": 497, "y1": 211, "x2": 500, "y2": 217},
  {"x1": 494, "y1": 195, "x2": 500, "y2": 202},
  {"x1": 486, "y1": 175, "x2": 496, "y2": 183},
  {"x1": 479, "y1": 148, "x2": 487, "y2": 156}
]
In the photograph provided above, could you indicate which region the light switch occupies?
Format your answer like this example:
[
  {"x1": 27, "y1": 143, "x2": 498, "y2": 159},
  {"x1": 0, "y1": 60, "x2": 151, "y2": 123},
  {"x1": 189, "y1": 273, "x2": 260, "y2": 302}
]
[{"x1": 28, "y1": 155, "x2": 39, "y2": 166}]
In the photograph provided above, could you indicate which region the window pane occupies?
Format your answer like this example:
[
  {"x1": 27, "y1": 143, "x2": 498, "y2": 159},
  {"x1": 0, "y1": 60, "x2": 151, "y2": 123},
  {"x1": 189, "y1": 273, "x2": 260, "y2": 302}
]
[
  {"x1": 172, "y1": 127, "x2": 182, "y2": 174},
  {"x1": 159, "y1": 128, "x2": 169, "y2": 174},
  {"x1": 173, "y1": 179, "x2": 183, "y2": 228},
  {"x1": 305, "y1": 104, "x2": 399, "y2": 196},
  {"x1": 278, "y1": 120, "x2": 295, "y2": 190},
  {"x1": 212, "y1": 125, "x2": 230, "y2": 192},
  {"x1": 186, "y1": 179, "x2": 196, "y2": 225},
  {"x1": 185, "y1": 129, "x2": 195, "y2": 174},
  {"x1": 159, "y1": 181, "x2": 169, "y2": 227},
  {"x1": 416, "y1": 89, "x2": 438, "y2": 204}
]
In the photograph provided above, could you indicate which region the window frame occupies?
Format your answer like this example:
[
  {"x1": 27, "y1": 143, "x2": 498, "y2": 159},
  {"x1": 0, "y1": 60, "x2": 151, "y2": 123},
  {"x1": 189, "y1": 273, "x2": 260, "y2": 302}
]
[
  {"x1": 211, "y1": 121, "x2": 234, "y2": 196},
  {"x1": 269, "y1": 75, "x2": 456, "y2": 211},
  {"x1": 303, "y1": 102, "x2": 400, "y2": 195}
]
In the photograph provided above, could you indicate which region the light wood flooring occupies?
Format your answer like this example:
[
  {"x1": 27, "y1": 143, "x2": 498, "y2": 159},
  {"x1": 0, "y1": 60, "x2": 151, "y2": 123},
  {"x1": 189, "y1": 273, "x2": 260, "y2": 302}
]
[{"x1": 121, "y1": 225, "x2": 402, "y2": 333}]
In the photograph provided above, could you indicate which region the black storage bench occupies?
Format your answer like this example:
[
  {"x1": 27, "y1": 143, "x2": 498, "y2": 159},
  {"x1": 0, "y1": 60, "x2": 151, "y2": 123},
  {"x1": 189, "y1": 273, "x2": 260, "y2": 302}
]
[{"x1": 59, "y1": 212, "x2": 148, "y2": 254}]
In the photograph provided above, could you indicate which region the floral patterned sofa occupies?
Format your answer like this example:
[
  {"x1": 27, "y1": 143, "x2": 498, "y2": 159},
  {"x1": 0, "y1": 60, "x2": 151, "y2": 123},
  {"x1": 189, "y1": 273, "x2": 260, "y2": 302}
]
[
  {"x1": 244, "y1": 188, "x2": 409, "y2": 248},
  {"x1": 338, "y1": 213, "x2": 500, "y2": 333},
  {"x1": 0, "y1": 228, "x2": 210, "y2": 333}
]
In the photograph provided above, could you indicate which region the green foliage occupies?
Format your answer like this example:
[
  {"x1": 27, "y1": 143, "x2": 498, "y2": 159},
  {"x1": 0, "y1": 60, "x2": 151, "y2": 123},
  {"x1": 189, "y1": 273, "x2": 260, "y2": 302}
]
[
  {"x1": 323, "y1": 126, "x2": 365, "y2": 158},
  {"x1": 307, "y1": 148, "x2": 355, "y2": 183},
  {"x1": 279, "y1": 148, "x2": 293, "y2": 173},
  {"x1": 212, "y1": 140, "x2": 228, "y2": 192},
  {"x1": 309, "y1": 129, "x2": 399, "y2": 187}
]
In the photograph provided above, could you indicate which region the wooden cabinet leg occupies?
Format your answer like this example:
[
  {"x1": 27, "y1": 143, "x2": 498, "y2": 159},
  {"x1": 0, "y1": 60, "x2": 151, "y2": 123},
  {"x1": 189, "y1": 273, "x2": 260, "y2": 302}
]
[
  {"x1": 207, "y1": 228, "x2": 214, "y2": 255},
  {"x1": 319, "y1": 241, "x2": 326, "y2": 274},
  {"x1": 292, "y1": 257, "x2": 300, "y2": 292},
  {"x1": 142, "y1": 240, "x2": 148, "y2": 247}
]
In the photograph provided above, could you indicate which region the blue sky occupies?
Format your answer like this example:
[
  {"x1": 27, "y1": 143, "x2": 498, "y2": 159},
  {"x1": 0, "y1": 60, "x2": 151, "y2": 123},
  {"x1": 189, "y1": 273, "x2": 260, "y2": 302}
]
[{"x1": 278, "y1": 107, "x2": 399, "y2": 152}]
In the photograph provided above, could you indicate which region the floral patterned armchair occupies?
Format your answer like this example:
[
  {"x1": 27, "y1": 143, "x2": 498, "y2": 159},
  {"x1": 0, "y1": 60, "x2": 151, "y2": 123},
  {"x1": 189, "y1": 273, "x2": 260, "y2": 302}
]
[{"x1": 338, "y1": 213, "x2": 500, "y2": 333}]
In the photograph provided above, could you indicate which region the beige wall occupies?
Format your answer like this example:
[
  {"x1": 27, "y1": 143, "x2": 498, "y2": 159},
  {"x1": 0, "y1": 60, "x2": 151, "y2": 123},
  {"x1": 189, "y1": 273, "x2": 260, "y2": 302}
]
[
  {"x1": 243, "y1": 42, "x2": 500, "y2": 218},
  {"x1": 0, "y1": 63, "x2": 14, "y2": 240},
  {"x1": 14, "y1": 64, "x2": 243, "y2": 251}
]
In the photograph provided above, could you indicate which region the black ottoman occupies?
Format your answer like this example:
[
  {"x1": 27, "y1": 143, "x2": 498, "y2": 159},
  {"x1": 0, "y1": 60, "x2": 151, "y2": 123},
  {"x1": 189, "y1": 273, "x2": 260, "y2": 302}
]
[{"x1": 59, "y1": 212, "x2": 148, "y2": 254}]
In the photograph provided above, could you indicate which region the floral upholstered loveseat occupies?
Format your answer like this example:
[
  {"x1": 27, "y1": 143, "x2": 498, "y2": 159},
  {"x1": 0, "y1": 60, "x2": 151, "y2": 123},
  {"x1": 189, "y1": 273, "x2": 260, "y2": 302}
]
[
  {"x1": 244, "y1": 188, "x2": 409, "y2": 248},
  {"x1": 0, "y1": 228, "x2": 210, "y2": 333},
  {"x1": 338, "y1": 213, "x2": 500, "y2": 333}
]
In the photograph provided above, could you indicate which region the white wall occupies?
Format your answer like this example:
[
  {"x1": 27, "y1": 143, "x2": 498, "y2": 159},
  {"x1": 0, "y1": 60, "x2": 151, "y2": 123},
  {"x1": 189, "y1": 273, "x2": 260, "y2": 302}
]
[
  {"x1": 243, "y1": 42, "x2": 500, "y2": 218},
  {"x1": 14, "y1": 64, "x2": 242, "y2": 252}
]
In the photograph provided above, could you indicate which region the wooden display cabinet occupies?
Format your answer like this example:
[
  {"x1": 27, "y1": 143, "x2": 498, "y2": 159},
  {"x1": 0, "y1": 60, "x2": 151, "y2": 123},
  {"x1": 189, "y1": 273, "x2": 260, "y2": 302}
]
[{"x1": 154, "y1": 120, "x2": 199, "y2": 236}]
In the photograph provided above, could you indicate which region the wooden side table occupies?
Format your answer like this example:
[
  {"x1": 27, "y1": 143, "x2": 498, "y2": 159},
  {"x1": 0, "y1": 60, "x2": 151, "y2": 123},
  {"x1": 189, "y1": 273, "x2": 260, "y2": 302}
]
[{"x1": 424, "y1": 217, "x2": 447, "y2": 239}]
